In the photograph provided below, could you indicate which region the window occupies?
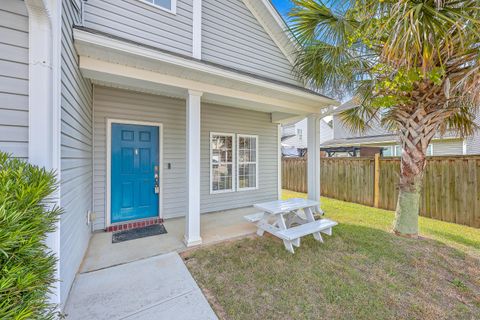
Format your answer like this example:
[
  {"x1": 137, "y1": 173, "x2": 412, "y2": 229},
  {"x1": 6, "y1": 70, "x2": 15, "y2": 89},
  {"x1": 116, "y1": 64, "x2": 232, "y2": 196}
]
[
  {"x1": 141, "y1": 0, "x2": 176, "y2": 13},
  {"x1": 237, "y1": 135, "x2": 258, "y2": 191},
  {"x1": 210, "y1": 133, "x2": 235, "y2": 193},
  {"x1": 427, "y1": 144, "x2": 433, "y2": 156},
  {"x1": 394, "y1": 145, "x2": 403, "y2": 157},
  {"x1": 297, "y1": 129, "x2": 303, "y2": 141},
  {"x1": 382, "y1": 146, "x2": 394, "y2": 157}
]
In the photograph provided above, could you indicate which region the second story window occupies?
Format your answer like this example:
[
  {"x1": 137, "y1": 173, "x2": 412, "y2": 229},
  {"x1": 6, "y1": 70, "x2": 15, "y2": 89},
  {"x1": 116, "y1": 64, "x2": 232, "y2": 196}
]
[
  {"x1": 297, "y1": 129, "x2": 303, "y2": 141},
  {"x1": 142, "y1": 0, "x2": 176, "y2": 13}
]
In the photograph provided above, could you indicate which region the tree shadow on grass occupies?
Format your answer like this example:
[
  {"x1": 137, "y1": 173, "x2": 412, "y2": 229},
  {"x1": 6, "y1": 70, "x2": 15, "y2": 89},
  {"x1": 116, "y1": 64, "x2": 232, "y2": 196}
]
[{"x1": 187, "y1": 223, "x2": 480, "y2": 320}]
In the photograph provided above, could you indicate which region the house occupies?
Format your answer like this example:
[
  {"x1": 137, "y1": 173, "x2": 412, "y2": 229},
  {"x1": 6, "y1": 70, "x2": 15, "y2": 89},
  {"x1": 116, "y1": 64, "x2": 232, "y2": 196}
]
[
  {"x1": 317, "y1": 100, "x2": 479, "y2": 157},
  {"x1": 281, "y1": 117, "x2": 333, "y2": 156},
  {"x1": 0, "y1": 0, "x2": 337, "y2": 309}
]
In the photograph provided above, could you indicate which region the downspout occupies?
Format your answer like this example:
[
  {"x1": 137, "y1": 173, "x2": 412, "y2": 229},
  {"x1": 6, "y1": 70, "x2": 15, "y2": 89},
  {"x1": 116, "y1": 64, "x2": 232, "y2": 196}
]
[{"x1": 25, "y1": 0, "x2": 63, "y2": 307}]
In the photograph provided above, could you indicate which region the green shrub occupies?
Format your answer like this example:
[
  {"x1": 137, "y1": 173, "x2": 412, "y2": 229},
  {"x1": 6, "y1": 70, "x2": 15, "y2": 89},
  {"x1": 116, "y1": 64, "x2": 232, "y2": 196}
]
[{"x1": 0, "y1": 152, "x2": 61, "y2": 319}]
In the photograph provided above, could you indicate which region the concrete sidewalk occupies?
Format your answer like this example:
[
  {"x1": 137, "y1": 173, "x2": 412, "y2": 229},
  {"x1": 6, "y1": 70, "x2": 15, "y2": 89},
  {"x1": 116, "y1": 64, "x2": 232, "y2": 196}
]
[{"x1": 64, "y1": 252, "x2": 217, "y2": 320}]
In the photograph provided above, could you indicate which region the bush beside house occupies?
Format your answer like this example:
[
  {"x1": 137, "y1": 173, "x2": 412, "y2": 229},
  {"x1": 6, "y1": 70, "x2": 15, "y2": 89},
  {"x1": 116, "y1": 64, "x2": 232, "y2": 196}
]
[{"x1": 0, "y1": 152, "x2": 61, "y2": 319}]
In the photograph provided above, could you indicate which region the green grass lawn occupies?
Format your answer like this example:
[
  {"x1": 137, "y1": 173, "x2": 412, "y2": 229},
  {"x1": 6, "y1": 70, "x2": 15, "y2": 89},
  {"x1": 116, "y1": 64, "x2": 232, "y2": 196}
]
[{"x1": 184, "y1": 191, "x2": 480, "y2": 320}]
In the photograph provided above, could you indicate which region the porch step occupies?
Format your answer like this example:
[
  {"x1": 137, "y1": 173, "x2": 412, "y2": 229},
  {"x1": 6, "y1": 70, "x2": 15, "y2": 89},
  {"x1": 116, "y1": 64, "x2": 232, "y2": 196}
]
[{"x1": 105, "y1": 218, "x2": 164, "y2": 232}]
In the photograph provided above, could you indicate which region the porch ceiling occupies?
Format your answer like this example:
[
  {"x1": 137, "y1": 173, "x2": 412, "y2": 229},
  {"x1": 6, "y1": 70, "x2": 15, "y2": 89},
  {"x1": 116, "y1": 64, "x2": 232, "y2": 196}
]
[{"x1": 73, "y1": 28, "x2": 339, "y2": 120}]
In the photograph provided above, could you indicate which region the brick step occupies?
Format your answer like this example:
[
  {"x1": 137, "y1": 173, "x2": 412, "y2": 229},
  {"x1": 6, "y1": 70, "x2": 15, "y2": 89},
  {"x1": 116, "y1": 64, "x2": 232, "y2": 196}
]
[{"x1": 105, "y1": 218, "x2": 164, "y2": 232}]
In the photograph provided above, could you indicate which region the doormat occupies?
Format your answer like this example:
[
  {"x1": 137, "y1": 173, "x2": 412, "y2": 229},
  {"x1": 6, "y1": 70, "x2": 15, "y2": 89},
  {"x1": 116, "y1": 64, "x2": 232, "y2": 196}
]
[{"x1": 112, "y1": 224, "x2": 167, "y2": 243}]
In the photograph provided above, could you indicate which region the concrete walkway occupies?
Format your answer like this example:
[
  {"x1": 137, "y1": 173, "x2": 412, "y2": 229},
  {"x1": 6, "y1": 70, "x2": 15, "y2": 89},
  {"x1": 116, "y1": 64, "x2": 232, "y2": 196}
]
[{"x1": 64, "y1": 252, "x2": 218, "y2": 320}]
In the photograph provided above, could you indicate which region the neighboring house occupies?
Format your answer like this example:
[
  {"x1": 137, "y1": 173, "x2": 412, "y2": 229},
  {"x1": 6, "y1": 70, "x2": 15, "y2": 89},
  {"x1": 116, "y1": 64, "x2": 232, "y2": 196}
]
[
  {"x1": 321, "y1": 100, "x2": 480, "y2": 157},
  {"x1": 0, "y1": 0, "x2": 337, "y2": 308},
  {"x1": 281, "y1": 117, "x2": 333, "y2": 156}
]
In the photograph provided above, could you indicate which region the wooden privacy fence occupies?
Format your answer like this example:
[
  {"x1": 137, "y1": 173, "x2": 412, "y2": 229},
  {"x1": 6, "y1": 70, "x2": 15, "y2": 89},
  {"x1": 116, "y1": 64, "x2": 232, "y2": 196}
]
[{"x1": 282, "y1": 155, "x2": 480, "y2": 228}]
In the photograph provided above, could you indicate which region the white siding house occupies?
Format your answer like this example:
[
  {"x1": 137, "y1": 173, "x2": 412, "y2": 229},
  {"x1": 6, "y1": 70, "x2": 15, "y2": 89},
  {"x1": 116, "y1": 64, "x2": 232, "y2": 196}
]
[
  {"x1": 0, "y1": 0, "x2": 338, "y2": 308},
  {"x1": 0, "y1": 0, "x2": 29, "y2": 159},
  {"x1": 320, "y1": 100, "x2": 480, "y2": 156},
  {"x1": 281, "y1": 118, "x2": 333, "y2": 151}
]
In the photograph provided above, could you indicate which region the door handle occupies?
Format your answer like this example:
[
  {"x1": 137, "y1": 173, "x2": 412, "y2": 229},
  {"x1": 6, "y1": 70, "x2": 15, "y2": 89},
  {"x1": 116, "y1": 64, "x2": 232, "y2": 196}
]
[{"x1": 154, "y1": 166, "x2": 159, "y2": 194}]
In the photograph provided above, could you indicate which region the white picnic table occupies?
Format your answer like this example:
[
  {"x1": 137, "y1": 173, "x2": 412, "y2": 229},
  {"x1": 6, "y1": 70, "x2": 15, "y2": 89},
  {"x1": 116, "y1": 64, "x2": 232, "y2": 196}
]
[{"x1": 245, "y1": 198, "x2": 337, "y2": 253}]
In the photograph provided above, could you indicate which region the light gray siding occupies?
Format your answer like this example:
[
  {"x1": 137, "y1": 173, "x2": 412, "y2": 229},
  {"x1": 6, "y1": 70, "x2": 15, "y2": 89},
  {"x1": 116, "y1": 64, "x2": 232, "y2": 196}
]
[
  {"x1": 320, "y1": 119, "x2": 333, "y2": 144},
  {"x1": 465, "y1": 114, "x2": 480, "y2": 155},
  {"x1": 93, "y1": 86, "x2": 188, "y2": 230},
  {"x1": 0, "y1": 0, "x2": 29, "y2": 158},
  {"x1": 200, "y1": 103, "x2": 279, "y2": 213},
  {"x1": 93, "y1": 86, "x2": 279, "y2": 229},
  {"x1": 202, "y1": 0, "x2": 299, "y2": 85},
  {"x1": 84, "y1": 0, "x2": 193, "y2": 56},
  {"x1": 333, "y1": 114, "x2": 390, "y2": 140},
  {"x1": 60, "y1": 0, "x2": 93, "y2": 305},
  {"x1": 432, "y1": 139, "x2": 464, "y2": 155},
  {"x1": 466, "y1": 135, "x2": 480, "y2": 155}
]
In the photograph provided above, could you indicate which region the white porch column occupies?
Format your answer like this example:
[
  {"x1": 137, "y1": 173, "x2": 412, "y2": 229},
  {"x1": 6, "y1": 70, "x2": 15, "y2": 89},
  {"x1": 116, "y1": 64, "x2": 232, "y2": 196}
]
[
  {"x1": 185, "y1": 90, "x2": 203, "y2": 246},
  {"x1": 307, "y1": 115, "x2": 321, "y2": 209},
  {"x1": 25, "y1": 0, "x2": 62, "y2": 305}
]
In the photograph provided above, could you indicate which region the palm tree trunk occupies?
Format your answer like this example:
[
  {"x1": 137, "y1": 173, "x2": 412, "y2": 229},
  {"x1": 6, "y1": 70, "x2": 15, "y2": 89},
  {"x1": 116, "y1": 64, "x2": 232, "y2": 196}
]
[
  {"x1": 392, "y1": 107, "x2": 439, "y2": 237},
  {"x1": 393, "y1": 149, "x2": 425, "y2": 237}
]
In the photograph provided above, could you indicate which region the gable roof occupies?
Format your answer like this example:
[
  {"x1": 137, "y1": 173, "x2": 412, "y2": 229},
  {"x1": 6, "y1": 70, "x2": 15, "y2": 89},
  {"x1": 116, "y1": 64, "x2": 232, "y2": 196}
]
[{"x1": 242, "y1": 0, "x2": 299, "y2": 66}]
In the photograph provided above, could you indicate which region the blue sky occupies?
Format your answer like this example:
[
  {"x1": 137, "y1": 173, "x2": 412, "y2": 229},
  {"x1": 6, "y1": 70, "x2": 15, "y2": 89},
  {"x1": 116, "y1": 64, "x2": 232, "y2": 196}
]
[{"x1": 271, "y1": 0, "x2": 294, "y2": 19}]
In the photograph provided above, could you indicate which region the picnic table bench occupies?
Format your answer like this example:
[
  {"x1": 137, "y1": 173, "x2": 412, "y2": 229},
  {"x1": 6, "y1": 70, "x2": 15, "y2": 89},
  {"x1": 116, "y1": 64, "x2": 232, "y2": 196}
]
[{"x1": 245, "y1": 198, "x2": 338, "y2": 253}]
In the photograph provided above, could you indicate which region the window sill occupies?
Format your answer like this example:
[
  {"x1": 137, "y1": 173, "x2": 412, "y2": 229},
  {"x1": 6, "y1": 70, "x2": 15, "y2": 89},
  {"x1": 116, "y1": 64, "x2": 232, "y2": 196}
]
[
  {"x1": 237, "y1": 187, "x2": 259, "y2": 192},
  {"x1": 210, "y1": 189, "x2": 235, "y2": 195}
]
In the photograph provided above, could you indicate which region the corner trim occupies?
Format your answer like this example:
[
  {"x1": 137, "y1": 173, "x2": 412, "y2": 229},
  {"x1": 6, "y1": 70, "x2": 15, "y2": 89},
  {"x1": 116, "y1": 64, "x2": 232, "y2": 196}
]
[
  {"x1": 25, "y1": 0, "x2": 63, "y2": 306},
  {"x1": 192, "y1": 0, "x2": 202, "y2": 59}
]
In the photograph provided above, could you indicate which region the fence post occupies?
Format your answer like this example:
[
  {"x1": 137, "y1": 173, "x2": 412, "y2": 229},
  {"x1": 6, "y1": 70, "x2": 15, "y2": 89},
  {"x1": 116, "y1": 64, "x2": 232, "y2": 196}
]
[{"x1": 374, "y1": 153, "x2": 380, "y2": 208}]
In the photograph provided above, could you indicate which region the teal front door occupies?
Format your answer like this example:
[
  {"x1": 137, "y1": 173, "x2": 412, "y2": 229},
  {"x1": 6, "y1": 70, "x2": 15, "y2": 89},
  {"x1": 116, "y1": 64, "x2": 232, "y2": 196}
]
[{"x1": 111, "y1": 123, "x2": 159, "y2": 224}]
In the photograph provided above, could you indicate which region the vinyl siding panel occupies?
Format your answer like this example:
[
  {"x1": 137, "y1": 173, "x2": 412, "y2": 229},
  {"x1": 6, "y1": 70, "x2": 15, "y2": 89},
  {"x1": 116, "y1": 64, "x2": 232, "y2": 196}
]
[
  {"x1": 465, "y1": 114, "x2": 480, "y2": 155},
  {"x1": 0, "y1": 0, "x2": 29, "y2": 158},
  {"x1": 84, "y1": 0, "x2": 193, "y2": 56},
  {"x1": 93, "y1": 86, "x2": 188, "y2": 230},
  {"x1": 466, "y1": 135, "x2": 480, "y2": 155},
  {"x1": 93, "y1": 87, "x2": 279, "y2": 229},
  {"x1": 432, "y1": 139, "x2": 463, "y2": 155},
  {"x1": 333, "y1": 114, "x2": 391, "y2": 140},
  {"x1": 320, "y1": 119, "x2": 333, "y2": 144},
  {"x1": 201, "y1": 104, "x2": 278, "y2": 212},
  {"x1": 59, "y1": 0, "x2": 93, "y2": 306},
  {"x1": 202, "y1": 0, "x2": 299, "y2": 85}
]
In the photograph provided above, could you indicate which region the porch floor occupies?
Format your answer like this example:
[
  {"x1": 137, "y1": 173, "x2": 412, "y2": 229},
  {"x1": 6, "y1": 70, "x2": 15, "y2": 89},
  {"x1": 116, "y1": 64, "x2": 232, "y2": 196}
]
[{"x1": 80, "y1": 207, "x2": 258, "y2": 273}]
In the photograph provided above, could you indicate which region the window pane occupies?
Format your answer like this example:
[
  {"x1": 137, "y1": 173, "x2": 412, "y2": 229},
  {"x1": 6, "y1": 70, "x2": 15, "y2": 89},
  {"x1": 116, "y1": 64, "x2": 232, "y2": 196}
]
[
  {"x1": 153, "y1": 0, "x2": 171, "y2": 10},
  {"x1": 237, "y1": 136, "x2": 257, "y2": 189},
  {"x1": 211, "y1": 134, "x2": 233, "y2": 192}
]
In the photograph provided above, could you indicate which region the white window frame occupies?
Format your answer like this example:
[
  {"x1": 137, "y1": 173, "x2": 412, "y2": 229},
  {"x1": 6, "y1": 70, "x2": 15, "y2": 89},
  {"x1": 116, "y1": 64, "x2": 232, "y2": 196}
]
[
  {"x1": 210, "y1": 132, "x2": 236, "y2": 194},
  {"x1": 237, "y1": 134, "x2": 259, "y2": 192},
  {"x1": 137, "y1": 0, "x2": 177, "y2": 15},
  {"x1": 427, "y1": 144, "x2": 434, "y2": 156}
]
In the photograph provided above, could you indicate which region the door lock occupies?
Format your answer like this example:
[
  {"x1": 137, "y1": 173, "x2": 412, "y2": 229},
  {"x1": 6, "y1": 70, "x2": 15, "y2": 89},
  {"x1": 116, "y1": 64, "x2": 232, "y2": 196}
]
[{"x1": 154, "y1": 166, "x2": 159, "y2": 194}]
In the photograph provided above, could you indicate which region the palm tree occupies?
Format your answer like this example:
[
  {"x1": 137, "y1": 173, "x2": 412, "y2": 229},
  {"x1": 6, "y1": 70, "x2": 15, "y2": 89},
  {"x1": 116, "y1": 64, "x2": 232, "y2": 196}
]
[{"x1": 290, "y1": 0, "x2": 480, "y2": 237}]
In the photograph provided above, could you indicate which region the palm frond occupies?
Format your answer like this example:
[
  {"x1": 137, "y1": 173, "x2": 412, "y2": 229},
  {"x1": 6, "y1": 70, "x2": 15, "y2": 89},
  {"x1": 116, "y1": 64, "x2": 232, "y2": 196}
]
[{"x1": 442, "y1": 104, "x2": 480, "y2": 137}]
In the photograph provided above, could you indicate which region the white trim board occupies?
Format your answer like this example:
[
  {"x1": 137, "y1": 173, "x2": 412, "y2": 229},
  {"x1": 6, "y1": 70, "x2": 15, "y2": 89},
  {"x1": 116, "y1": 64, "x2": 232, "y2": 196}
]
[
  {"x1": 105, "y1": 119, "x2": 164, "y2": 227},
  {"x1": 79, "y1": 56, "x2": 327, "y2": 116},
  {"x1": 74, "y1": 29, "x2": 336, "y2": 107},
  {"x1": 192, "y1": 0, "x2": 202, "y2": 59},
  {"x1": 242, "y1": 0, "x2": 298, "y2": 66}
]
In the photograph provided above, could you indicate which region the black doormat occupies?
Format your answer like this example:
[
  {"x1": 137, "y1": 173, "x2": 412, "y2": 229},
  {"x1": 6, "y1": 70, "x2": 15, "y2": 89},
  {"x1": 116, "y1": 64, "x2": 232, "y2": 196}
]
[{"x1": 112, "y1": 224, "x2": 167, "y2": 243}]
